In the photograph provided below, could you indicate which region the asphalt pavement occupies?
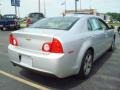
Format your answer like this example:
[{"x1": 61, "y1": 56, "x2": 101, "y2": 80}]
[{"x1": 0, "y1": 30, "x2": 120, "y2": 90}]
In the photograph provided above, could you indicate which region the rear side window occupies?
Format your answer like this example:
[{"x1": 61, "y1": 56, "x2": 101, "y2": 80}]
[
  {"x1": 88, "y1": 18, "x2": 102, "y2": 31},
  {"x1": 87, "y1": 20, "x2": 92, "y2": 30},
  {"x1": 30, "y1": 17, "x2": 79, "y2": 30},
  {"x1": 98, "y1": 19, "x2": 109, "y2": 30},
  {"x1": 3, "y1": 15, "x2": 16, "y2": 19}
]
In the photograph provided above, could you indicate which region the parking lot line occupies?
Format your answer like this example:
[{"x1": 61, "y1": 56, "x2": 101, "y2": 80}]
[
  {"x1": 95, "y1": 74, "x2": 120, "y2": 82},
  {"x1": 0, "y1": 70, "x2": 50, "y2": 90}
]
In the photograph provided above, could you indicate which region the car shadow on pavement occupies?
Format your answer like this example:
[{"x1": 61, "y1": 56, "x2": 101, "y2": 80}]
[
  {"x1": 90, "y1": 51, "x2": 113, "y2": 77},
  {"x1": 0, "y1": 28, "x2": 20, "y2": 31},
  {"x1": 19, "y1": 51, "x2": 114, "y2": 90}
]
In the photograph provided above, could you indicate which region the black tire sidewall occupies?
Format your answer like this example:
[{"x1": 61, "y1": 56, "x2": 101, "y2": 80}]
[
  {"x1": 78, "y1": 49, "x2": 93, "y2": 79},
  {"x1": 109, "y1": 38, "x2": 115, "y2": 51}
]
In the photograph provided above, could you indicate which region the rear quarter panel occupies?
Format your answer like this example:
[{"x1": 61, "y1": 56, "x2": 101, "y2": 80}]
[{"x1": 57, "y1": 31, "x2": 95, "y2": 75}]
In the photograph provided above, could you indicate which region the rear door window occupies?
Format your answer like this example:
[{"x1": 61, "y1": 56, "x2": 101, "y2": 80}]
[{"x1": 88, "y1": 18, "x2": 102, "y2": 31}]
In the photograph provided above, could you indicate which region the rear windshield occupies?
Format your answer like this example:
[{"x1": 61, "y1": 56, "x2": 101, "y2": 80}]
[
  {"x1": 3, "y1": 15, "x2": 16, "y2": 19},
  {"x1": 29, "y1": 17, "x2": 79, "y2": 30},
  {"x1": 28, "y1": 13, "x2": 44, "y2": 18}
]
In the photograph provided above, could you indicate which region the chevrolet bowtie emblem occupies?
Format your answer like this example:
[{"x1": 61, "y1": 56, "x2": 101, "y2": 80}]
[{"x1": 26, "y1": 36, "x2": 31, "y2": 41}]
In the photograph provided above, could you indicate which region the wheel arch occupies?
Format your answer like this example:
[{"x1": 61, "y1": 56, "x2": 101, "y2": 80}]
[
  {"x1": 88, "y1": 47, "x2": 94, "y2": 58},
  {"x1": 75, "y1": 40, "x2": 95, "y2": 74}
]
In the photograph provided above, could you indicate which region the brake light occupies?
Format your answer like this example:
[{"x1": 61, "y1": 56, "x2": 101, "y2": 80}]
[
  {"x1": 42, "y1": 38, "x2": 63, "y2": 53},
  {"x1": 9, "y1": 34, "x2": 18, "y2": 46},
  {"x1": 14, "y1": 19, "x2": 17, "y2": 24},
  {"x1": 9, "y1": 34, "x2": 13, "y2": 44},
  {"x1": 51, "y1": 38, "x2": 63, "y2": 53}
]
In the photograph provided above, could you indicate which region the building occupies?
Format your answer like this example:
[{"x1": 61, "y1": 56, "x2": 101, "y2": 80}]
[{"x1": 65, "y1": 9, "x2": 110, "y2": 23}]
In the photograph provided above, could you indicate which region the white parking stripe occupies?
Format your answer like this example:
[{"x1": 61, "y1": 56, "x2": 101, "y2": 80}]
[
  {"x1": 95, "y1": 74, "x2": 120, "y2": 82},
  {"x1": 0, "y1": 70, "x2": 50, "y2": 90}
]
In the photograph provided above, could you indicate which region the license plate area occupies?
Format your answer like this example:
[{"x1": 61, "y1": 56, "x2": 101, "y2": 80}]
[{"x1": 20, "y1": 55, "x2": 32, "y2": 66}]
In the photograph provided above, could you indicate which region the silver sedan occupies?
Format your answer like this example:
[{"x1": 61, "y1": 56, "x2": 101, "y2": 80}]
[{"x1": 8, "y1": 15, "x2": 115, "y2": 79}]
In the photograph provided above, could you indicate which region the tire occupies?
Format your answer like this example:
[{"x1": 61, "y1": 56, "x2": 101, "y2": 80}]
[
  {"x1": 78, "y1": 49, "x2": 93, "y2": 79},
  {"x1": 1, "y1": 27, "x2": 7, "y2": 31},
  {"x1": 14, "y1": 26, "x2": 18, "y2": 30},
  {"x1": 109, "y1": 38, "x2": 115, "y2": 51},
  {"x1": 15, "y1": 25, "x2": 20, "y2": 30},
  {"x1": 0, "y1": 28, "x2": 3, "y2": 31}
]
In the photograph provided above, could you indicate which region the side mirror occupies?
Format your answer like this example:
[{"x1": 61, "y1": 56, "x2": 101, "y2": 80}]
[
  {"x1": 109, "y1": 25, "x2": 115, "y2": 29},
  {"x1": 117, "y1": 26, "x2": 120, "y2": 31}
]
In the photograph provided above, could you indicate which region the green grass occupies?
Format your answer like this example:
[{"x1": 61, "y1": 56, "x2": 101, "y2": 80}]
[
  {"x1": 20, "y1": 21, "x2": 27, "y2": 28},
  {"x1": 109, "y1": 23, "x2": 120, "y2": 26}
]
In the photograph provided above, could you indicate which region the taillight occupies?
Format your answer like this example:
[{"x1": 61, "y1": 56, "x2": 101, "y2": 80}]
[
  {"x1": 14, "y1": 19, "x2": 17, "y2": 24},
  {"x1": 42, "y1": 43, "x2": 51, "y2": 52},
  {"x1": 51, "y1": 38, "x2": 63, "y2": 53},
  {"x1": 42, "y1": 38, "x2": 63, "y2": 53},
  {"x1": 9, "y1": 34, "x2": 13, "y2": 44},
  {"x1": 9, "y1": 34, "x2": 18, "y2": 46},
  {"x1": 27, "y1": 18, "x2": 32, "y2": 24}
]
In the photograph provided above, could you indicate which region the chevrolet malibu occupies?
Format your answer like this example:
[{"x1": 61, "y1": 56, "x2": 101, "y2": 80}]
[{"x1": 8, "y1": 15, "x2": 115, "y2": 79}]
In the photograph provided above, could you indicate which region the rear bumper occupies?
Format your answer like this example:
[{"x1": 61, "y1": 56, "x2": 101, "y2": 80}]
[
  {"x1": 11, "y1": 61, "x2": 59, "y2": 78},
  {"x1": 8, "y1": 45, "x2": 76, "y2": 78},
  {"x1": 0, "y1": 24, "x2": 17, "y2": 29}
]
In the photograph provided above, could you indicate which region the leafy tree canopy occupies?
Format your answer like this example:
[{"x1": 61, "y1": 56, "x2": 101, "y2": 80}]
[{"x1": 106, "y1": 12, "x2": 120, "y2": 22}]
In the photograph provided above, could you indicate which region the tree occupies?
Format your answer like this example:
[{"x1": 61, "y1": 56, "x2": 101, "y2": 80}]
[{"x1": 106, "y1": 12, "x2": 120, "y2": 22}]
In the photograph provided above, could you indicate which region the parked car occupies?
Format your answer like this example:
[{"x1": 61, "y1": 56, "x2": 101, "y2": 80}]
[
  {"x1": 8, "y1": 15, "x2": 115, "y2": 79},
  {"x1": 26, "y1": 12, "x2": 45, "y2": 27},
  {"x1": 0, "y1": 14, "x2": 20, "y2": 31}
]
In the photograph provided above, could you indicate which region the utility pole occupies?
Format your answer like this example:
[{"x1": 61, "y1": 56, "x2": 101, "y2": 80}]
[
  {"x1": 64, "y1": 0, "x2": 66, "y2": 14},
  {"x1": 15, "y1": 5, "x2": 17, "y2": 16},
  {"x1": 38, "y1": 0, "x2": 40, "y2": 12},
  {"x1": 75, "y1": 0, "x2": 78, "y2": 12},
  {"x1": 18, "y1": 7, "x2": 20, "y2": 17},
  {"x1": 11, "y1": 0, "x2": 20, "y2": 16},
  {"x1": 80, "y1": 0, "x2": 81, "y2": 10},
  {"x1": 44, "y1": 0, "x2": 46, "y2": 16}
]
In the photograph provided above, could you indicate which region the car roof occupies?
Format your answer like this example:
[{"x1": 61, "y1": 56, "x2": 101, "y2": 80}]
[
  {"x1": 45, "y1": 14, "x2": 101, "y2": 21},
  {"x1": 66, "y1": 14, "x2": 99, "y2": 19},
  {"x1": 48, "y1": 15, "x2": 98, "y2": 19}
]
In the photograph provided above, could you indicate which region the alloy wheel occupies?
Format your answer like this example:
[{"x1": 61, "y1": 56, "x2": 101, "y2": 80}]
[{"x1": 83, "y1": 52, "x2": 93, "y2": 76}]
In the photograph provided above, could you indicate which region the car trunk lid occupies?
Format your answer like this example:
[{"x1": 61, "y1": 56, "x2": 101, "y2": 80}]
[{"x1": 12, "y1": 28, "x2": 65, "y2": 52}]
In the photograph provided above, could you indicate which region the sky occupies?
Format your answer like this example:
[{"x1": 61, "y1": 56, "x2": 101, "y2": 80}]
[{"x1": 0, "y1": 0, "x2": 120, "y2": 17}]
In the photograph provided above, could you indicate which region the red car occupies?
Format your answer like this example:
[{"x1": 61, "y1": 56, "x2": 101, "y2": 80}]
[{"x1": 26, "y1": 12, "x2": 45, "y2": 27}]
